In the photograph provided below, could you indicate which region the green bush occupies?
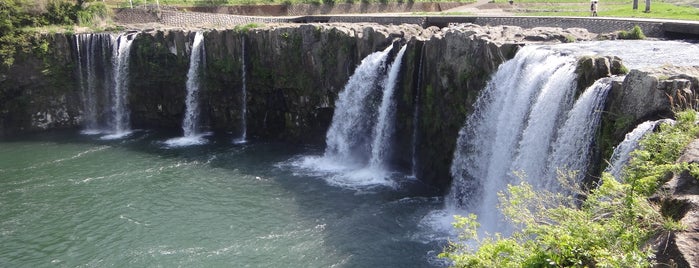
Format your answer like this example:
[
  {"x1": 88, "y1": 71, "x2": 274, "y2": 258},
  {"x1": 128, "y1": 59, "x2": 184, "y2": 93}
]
[
  {"x1": 233, "y1": 22, "x2": 264, "y2": 33},
  {"x1": 618, "y1": 25, "x2": 647, "y2": 40},
  {"x1": 0, "y1": 0, "x2": 110, "y2": 69},
  {"x1": 441, "y1": 110, "x2": 699, "y2": 267}
]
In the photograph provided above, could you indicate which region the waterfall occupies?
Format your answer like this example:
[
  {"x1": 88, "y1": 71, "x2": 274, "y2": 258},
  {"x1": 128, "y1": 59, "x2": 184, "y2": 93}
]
[
  {"x1": 165, "y1": 32, "x2": 207, "y2": 147},
  {"x1": 448, "y1": 46, "x2": 612, "y2": 233},
  {"x1": 605, "y1": 119, "x2": 673, "y2": 179},
  {"x1": 76, "y1": 33, "x2": 112, "y2": 134},
  {"x1": 182, "y1": 32, "x2": 205, "y2": 138},
  {"x1": 323, "y1": 44, "x2": 393, "y2": 165},
  {"x1": 291, "y1": 44, "x2": 410, "y2": 189},
  {"x1": 234, "y1": 36, "x2": 248, "y2": 144},
  {"x1": 75, "y1": 35, "x2": 88, "y2": 128},
  {"x1": 369, "y1": 45, "x2": 407, "y2": 169},
  {"x1": 546, "y1": 78, "x2": 611, "y2": 186},
  {"x1": 102, "y1": 33, "x2": 136, "y2": 140},
  {"x1": 411, "y1": 43, "x2": 425, "y2": 178}
]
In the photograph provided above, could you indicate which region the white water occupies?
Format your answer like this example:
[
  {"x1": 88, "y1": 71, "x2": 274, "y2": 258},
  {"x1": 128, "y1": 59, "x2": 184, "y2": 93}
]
[
  {"x1": 448, "y1": 46, "x2": 615, "y2": 233},
  {"x1": 553, "y1": 40, "x2": 699, "y2": 69},
  {"x1": 292, "y1": 45, "x2": 414, "y2": 189},
  {"x1": 234, "y1": 36, "x2": 248, "y2": 144},
  {"x1": 547, "y1": 79, "x2": 611, "y2": 186},
  {"x1": 323, "y1": 45, "x2": 393, "y2": 165},
  {"x1": 605, "y1": 119, "x2": 673, "y2": 179},
  {"x1": 370, "y1": 45, "x2": 407, "y2": 169},
  {"x1": 102, "y1": 33, "x2": 136, "y2": 140},
  {"x1": 166, "y1": 32, "x2": 207, "y2": 147}
]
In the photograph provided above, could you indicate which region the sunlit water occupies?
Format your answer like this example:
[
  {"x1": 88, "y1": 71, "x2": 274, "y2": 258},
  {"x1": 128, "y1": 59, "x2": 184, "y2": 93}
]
[{"x1": 0, "y1": 130, "x2": 448, "y2": 267}]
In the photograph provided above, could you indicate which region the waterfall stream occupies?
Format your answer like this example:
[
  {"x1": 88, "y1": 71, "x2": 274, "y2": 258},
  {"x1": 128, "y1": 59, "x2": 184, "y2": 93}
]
[
  {"x1": 411, "y1": 43, "x2": 425, "y2": 178},
  {"x1": 75, "y1": 34, "x2": 113, "y2": 134},
  {"x1": 291, "y1": 44, "x2": 410, "y2": 189},
  {"x1": 323, "y1": 45, "x2": 393, "y2": 165},
  {"x1": 605, "y1": 119, "x2": 674, "y2": 179},
  {"x1": 234, "y1": 36, "x2": 248, "y2": 144},
  {"x1": 448, "y1": 46, "x2": 613, "y2": 233},
  {"x1": 102, "y1": 33, "x2": 136, "y2": 140},
  {"x1": 546, "y1": 79, "x2": 611, "y2": 186},
  {"x1": 369, "y1": 45, "x2": 407, "y2": 169},
  {"x1": 166, "y1": 32, "x2": 207, "y2": 147}
]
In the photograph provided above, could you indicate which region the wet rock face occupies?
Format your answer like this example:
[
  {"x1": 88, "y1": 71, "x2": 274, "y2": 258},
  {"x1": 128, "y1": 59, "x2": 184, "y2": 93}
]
[{"x1": 0, "y1": 34, "x2": 81, "y2": 136}]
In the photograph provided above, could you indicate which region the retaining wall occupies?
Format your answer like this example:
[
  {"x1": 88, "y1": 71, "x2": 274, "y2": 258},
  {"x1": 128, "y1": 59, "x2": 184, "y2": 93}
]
[{"x1": 113, "y1": 8, "x2": 699, "y2": 38}]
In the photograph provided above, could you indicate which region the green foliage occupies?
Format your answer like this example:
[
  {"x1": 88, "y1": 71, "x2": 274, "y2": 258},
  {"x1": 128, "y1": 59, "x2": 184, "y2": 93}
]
[
  {"x1": 563, "y1": 34, "x2": 576, "y2": 43},
  {"x1": 44, "y1": 0, "x2": 78, "y2": 25},
  {"x1": 619, "y1": 64, "x2": 629, "y2": 74},
  {"x1": 233, "y1": 23, "x2": 263, "y2": 33},
  {"x1": 76, "y1": 2, "x2": 110, "y2": 26},
  {"x1": 0, "y1": 0, "x2": 109, "y2": 70},
  {"x1": 618, "y1": 25, "x2": 647, "y2": 40},
  {"x1": 624, "y1": 111, "x2": 699, "y2": 195},
  {"x1": 442, "y1": 111, "x2": 699, "y2": 267}
]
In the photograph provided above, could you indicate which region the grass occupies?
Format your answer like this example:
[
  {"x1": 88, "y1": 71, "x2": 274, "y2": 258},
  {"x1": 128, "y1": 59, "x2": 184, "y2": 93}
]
[{"x1": 519, "y1": 1, "x2": 699, "y2": 20}]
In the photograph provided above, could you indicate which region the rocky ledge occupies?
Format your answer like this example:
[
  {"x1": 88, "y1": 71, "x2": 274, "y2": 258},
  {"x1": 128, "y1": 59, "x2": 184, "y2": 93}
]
[{"x1": 656, "y1": 138, "x2": 699, "y2": 267}]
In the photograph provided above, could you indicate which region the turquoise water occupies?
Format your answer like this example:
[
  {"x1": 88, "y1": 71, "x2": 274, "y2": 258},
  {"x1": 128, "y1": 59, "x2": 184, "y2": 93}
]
[{"x1": 0, "y1": 130, "x2": 447, "y2": 267}]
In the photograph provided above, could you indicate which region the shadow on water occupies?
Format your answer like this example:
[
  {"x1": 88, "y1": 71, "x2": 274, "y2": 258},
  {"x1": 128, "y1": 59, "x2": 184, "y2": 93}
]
[{"x1": 1, "y1": 128, "x2": 450, "y2": 267}]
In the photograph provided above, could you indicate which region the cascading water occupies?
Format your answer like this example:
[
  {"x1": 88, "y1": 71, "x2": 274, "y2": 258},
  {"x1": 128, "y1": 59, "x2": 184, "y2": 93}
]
[
  {"x1": 291, "y1": 44, "x2": 409, "y2": 189},
  {"x1": 369, "y1": 45, "x2": 407, "y2": 169},
  {"x1": 234, "y1": 36, "x2": 248, "y2": 144},
  {"x1": 605, "y1": 119, "x2": 673, "y2": 179},
  {"x1": 75, "y1": 36, "x2": 86, "y2": 127},
  {"x1": 75, "y1": 33, "x2": 113, "y2": 134},
  {"x1": 447, "y1": 46, "x2": 613, "y2": 233},
  {"x1": 449, "y1": 47, "x2": 577, "y2": 209},
  {"x1": 323, "y1": 45, "x2": 393, "y2": 166},
  {"x1": 102, "y1": 33, "x2": 136, "y2": 140},
  {"x1": 410, "y1": 43, "x2": 425, "y2": 178},
  {"x1": 546, "y1": 78, "x2": 611, "y2": 186},
  {"x1": 166, "y1": 32, "x2": 207, "y2": 147}
]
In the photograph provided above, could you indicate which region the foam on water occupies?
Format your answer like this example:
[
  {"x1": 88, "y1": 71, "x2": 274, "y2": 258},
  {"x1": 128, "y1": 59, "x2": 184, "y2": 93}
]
[{"x1": 163, "y1": 134, "x2": 210, "y2": 148}]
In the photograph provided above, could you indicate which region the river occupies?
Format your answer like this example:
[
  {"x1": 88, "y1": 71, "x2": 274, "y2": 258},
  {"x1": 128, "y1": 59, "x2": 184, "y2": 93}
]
[{"x1": 0, "y1": 130, "x2": 446, "y2": 267}]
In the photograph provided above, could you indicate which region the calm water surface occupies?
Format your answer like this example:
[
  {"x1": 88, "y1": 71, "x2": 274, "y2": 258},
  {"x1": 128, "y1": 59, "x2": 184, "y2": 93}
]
[{"x1": 0, "y1": 130, "x2": 447, "y2": 267}]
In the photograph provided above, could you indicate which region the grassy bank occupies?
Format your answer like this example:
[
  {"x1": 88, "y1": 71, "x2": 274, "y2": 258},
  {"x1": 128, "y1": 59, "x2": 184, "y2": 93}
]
[{"x1": 520, "y1": 1, "x2": 699, "y2": 20}]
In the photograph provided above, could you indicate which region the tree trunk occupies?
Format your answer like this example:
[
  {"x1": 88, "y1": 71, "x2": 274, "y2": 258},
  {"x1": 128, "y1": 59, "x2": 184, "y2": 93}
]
[
  {"x1": 633, "y1": 0, "x2": 638, "y2": 10},
  {"x1": 644, "y1": 0, "x2": 651, "y2": 12}
]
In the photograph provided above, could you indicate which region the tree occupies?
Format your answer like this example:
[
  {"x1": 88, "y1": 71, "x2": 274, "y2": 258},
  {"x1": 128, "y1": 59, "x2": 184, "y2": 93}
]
[
  {"x1": 633, "y1": 0, "x2": 638, "y2": 10},
  {"x1": 645, "y1": 0, "x2": 651, "y2": 12}
]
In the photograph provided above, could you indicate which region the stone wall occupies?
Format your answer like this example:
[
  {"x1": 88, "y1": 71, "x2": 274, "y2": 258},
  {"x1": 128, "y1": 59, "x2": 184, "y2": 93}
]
[
  {"x1": 184, "y1": 2, "x2": 464, "y2": 16},
  {"x1": 113, "y1": 8, "x2": 698, "y2": 38},
  {"x1": 115, "y1": 8, "x2": 288, "y2": 28}
]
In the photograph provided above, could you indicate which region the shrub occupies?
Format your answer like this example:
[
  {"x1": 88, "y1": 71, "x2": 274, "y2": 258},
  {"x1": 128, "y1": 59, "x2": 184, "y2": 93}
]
[
  {"x1": 234, "y1": 23, "x2": 264, "y2": 33},
  {"x1": 618, "y1": 25, "x2": 647, "y2": 40}
]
